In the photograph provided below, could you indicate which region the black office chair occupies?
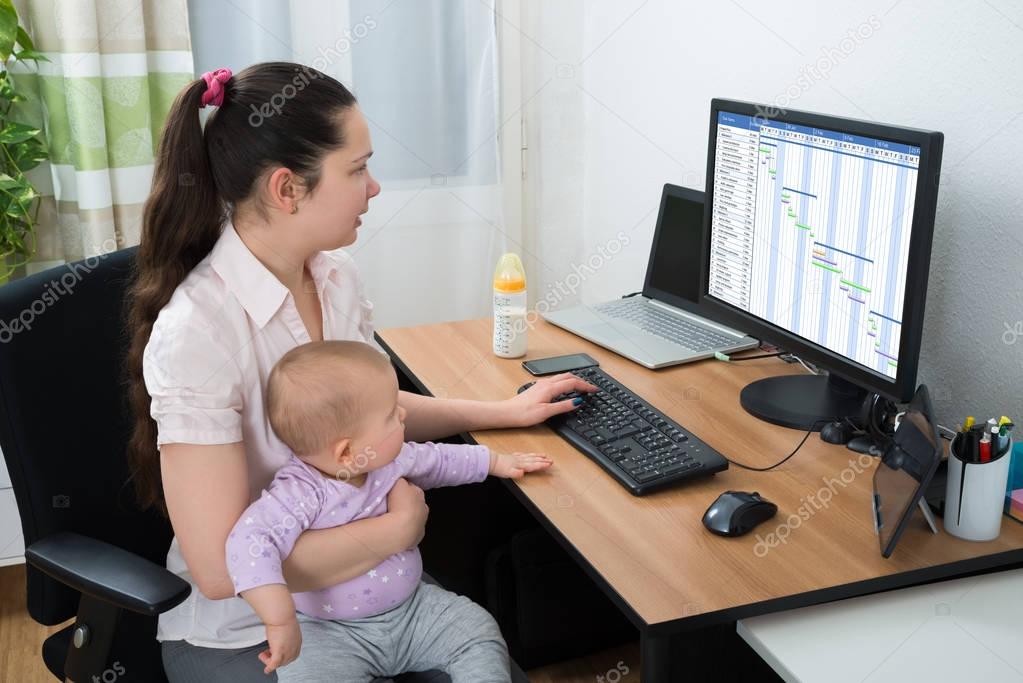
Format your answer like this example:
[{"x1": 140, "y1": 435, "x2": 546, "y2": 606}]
[
  {"x1": 0, "y1": 246, "x2": 188, "y2": 682},
  {"x1": 0, "y1": 248, "x2": 527, "y2": 683}
]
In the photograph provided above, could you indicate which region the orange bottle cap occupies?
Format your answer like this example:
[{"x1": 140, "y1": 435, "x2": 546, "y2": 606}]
[{"x1": 493, "y1": 253, "x2": 526, "y2": 292}]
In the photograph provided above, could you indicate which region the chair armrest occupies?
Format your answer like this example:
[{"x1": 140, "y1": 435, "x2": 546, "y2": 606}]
[{"x1": 25, "y1": 531, "x2": 191, "y2": 616}]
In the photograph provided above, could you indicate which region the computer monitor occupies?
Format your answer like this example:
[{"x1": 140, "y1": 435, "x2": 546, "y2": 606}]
[{"x1": 699, "y1": 99, "x2": 944, "y2": 430}]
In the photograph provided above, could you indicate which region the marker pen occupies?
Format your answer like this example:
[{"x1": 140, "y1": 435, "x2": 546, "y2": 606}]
[{"x1": 991, "y1": 423, "x2": 1004, "y2": 457}]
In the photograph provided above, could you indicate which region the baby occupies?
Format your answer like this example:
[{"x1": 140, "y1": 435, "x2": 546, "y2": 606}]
[{"x1": 226, "y1": 340, "x2": 551, "y2": 682}]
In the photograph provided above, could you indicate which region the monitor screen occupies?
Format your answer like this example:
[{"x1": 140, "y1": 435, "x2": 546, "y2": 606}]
[{"x1": 707, "y1": 111, "x2": 921, "y2": 381}]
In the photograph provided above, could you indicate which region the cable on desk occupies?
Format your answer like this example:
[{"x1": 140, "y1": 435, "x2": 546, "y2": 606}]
[
  {"x1": 714, "y1": 350, "x2": 786, "y2": 362},
  {"x1": 791, "y1": 356, "x2": 819, "y2": 375},
  {"x1": 715, "y1": 348, "x2": 818, "y2": 375},
  {"x1": 723, "y1": 419, "x2": 832, "y2": 471}
]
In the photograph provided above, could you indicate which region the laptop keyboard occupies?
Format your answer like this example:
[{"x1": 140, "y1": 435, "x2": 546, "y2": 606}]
[{"x1": 595, "y1": 299, "x2": 738, "y2": 351}]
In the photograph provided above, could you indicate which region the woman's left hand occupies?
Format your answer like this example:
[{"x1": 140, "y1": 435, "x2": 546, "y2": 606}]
[{"x1": 499, "y1": 372, "x2": 598, "y2": 428}]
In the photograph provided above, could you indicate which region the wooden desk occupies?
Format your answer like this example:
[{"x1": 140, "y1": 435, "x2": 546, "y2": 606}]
[{"x1": 377, "y1": 317, "x2": 1023, "y2": 681}]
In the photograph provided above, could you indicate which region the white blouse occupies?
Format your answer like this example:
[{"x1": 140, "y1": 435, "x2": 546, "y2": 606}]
[{"x1": 142, "y1": 222, "x2": 379, "y2": 648}]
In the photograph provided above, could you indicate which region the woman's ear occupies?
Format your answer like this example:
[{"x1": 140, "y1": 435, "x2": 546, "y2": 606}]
[{"x1": 265, "y1": 167, "x2": 307, "y2": 214}]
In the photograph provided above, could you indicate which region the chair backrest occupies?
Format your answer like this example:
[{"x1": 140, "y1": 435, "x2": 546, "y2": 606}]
[{"x1": 0, "y1": 247, "x2": 173, "y2": 625}]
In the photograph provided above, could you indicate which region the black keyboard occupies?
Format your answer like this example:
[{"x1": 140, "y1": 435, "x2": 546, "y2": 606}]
[{"x1": 519, "y1": 367, "x2": 728, "y2": 495}]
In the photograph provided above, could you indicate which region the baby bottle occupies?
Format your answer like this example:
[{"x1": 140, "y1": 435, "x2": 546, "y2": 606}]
[{"x1": 492, "y1": 253, "x2": 527, "y2": 358}]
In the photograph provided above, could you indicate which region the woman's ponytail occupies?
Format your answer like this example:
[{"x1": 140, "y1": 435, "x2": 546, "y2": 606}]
[
  {"x1": 123, "y1": 62, "x2": 357, "y2": 515},
  {"x1": 123, "y1": 77, "x2": 225, "y2": 515}
]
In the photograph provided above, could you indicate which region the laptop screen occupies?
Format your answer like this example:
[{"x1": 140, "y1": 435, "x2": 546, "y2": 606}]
[{"x1": 643, "y1": 185, "x2": 705, "y2": 309}]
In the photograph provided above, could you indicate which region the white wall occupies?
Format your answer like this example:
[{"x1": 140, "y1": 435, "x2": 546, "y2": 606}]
[
  {"x1": 0, "y1": 446, "x2": 25, "y2": 565},
  {"x1": 523, "y1": 0, "x2": 1023, "y2": 427}
]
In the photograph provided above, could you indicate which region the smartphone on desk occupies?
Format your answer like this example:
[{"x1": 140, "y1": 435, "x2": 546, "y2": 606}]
[{"x1": 522, "y1": 353, "x2": 599, "y2": 376}]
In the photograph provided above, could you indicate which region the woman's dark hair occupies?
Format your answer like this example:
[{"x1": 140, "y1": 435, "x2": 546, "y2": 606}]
[{"x1": 124, "y1": 62, "x2": 358, "y2": 516}]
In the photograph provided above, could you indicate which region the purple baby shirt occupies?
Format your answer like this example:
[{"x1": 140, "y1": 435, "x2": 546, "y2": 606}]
[{"x1": 227, "y1": 441, "x2": 490, "y2": 619}]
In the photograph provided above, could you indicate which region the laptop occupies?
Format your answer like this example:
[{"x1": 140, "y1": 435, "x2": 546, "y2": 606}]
[{"x1": 542, "y1": 184, "x2": 758, "y2": 369}]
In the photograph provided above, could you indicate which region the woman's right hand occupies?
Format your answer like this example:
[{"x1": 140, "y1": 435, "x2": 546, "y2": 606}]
[{"x1": 387, "y1": 477, "x2": 428, "y2": 549}]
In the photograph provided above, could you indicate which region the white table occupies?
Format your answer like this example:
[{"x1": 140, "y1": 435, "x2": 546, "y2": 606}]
[{"x1": 737, "y1": 568, "x2": 1023, "y2": 682}]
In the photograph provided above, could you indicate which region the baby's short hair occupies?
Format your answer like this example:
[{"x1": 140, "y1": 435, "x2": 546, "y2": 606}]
[{"x1": 267, "y1": 340, "x2": 392, "y2": 456}]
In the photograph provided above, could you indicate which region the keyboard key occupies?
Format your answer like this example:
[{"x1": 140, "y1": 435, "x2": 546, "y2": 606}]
[
  {"x1": 613, "y1": 425, "x2": 639, "y2": 439},
  {"x1": 565, "y1": 418, "x2": 587, "y2": 433},
  {"x1": 661, "y1": 462, "x2": 690, "y2": 476}
]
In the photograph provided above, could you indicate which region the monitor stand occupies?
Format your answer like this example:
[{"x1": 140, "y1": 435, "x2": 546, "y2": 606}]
[{"x1": 740, "y1": 373, "x2": 867, "y2": 431}]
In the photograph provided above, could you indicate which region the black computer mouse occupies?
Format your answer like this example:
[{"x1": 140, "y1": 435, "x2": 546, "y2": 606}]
[{"x1": 702, "y1": 491, "x2": 778, "y2": 537}]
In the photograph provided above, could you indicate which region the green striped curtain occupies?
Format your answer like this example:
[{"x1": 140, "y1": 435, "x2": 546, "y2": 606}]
[{"x1": 7, "y1": 0, "x2": 193, "y2": 276}]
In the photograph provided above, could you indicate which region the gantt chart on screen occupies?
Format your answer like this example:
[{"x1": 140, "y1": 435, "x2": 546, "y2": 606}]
[{"x1": 707, "y1": 112, "x2": 919, "y2": 379}]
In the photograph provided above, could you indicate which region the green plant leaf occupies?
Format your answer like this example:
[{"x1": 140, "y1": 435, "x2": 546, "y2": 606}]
[
  {"x1": 4, "y1": 198, "x2": 33, "y2": 219},
  {"x1": 17, "y1": 185, "x2": 36, "y2": 203},
  {"x1": 0, "y1": 9, "x2": 46, "y2": 268},
  {"x1": 0, "y1": 179, "x2": 36, "y2": 216},
  {"x1": 0, "y1": 214, "x2": 28, "y2": 251},
  {"x1": 0, "y1": 172, "x2": 20, "y2": 190},
  {"x1": 10, "y1": 138, "x2": 47, "y2": 171},
  {"x1": 15, "y1": 25, "x2": 33, "y2": 51},
  {"x1": 6, "y1": 228, "x2": 26, "y2": 252},
  {"x1": 0, "y1": 122, "x2": 40, "y2": 144},
  {"x1": 14, "y1": 48, "x2": 48, "y2": 63},
  {"x1": 0, "y1": 78, "x2": 24, "y2": 102},
  {"x1": 0, "y1": 0, "x2": 17, "y2": 63},
  {"x1": 3, "y1": 203, "x2": 27, "y2": 219}
]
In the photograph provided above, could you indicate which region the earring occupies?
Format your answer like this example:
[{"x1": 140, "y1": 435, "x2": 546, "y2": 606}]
[{"x1": 290, "y1": 203, "x2": 298, "y2": 215}]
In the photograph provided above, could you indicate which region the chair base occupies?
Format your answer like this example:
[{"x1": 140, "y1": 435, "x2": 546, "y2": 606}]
[{"x1": 42, "y1": 625, "x2": 72, "y2": 680}]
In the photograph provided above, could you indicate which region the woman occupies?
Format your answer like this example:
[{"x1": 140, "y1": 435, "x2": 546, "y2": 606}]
[{"x1": 124, "y1": 62, "x2": 595, "y2": 682}]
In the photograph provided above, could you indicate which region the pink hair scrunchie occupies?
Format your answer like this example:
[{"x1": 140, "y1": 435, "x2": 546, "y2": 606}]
[{"x1": 200, "y1": 68, "x2": 233, "y2": 108}]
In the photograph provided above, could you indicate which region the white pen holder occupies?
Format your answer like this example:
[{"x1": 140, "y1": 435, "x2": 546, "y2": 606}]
[{"x1": 944, "y1": 436, "x2": 1012, "y2": 541}]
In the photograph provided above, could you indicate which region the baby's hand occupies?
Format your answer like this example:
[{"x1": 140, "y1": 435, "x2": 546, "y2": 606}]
[
  {"x1": 489, "y1": 451, "x2": 553, "y2": 479},
  {"x1": 258, "y1": 617, "x2": 302, "y2": 674}
]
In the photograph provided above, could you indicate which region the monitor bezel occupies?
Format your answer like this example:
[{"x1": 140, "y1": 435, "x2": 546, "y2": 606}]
[{"x1": 700, "y1": 98, "x2": 943, "y2": 402}]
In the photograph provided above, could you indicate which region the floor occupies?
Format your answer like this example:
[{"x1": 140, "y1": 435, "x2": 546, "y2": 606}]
[
  {"x1": 0, "y1": 564, "x2": 70, "y2": 683},
  {"x1": 0, "y1": 562, "x2": 640, "y2": 682},
  {"x1": 527, "y1": 643, "x2": 641, "y2": 682}
]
